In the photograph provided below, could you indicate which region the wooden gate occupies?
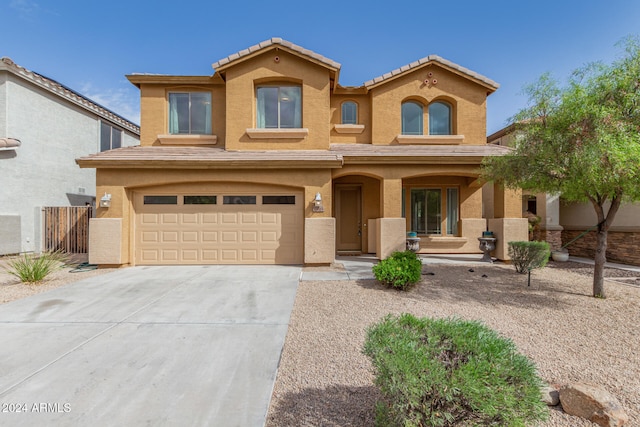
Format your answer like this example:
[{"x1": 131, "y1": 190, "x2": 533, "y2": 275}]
[{"x1": 43, "y1": 206, "x2": 92, "y2": 253}]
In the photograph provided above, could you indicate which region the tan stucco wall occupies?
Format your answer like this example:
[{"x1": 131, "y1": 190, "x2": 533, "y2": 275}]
[
  {"x1": 304, "y1": 217, "x2": 336, "y2": 264},
  {"x1": 370, "y1": 64, "x2": 488, "y2": 145},
  {"x1": 138, "y1": 83, "x2": 225, "y2": 147},
  {"x1": 376, "y1": 218, "x2": 406, "y2": 259},
  {"x1": 330, "y1": 94, "x2": 371, "y2": 143},
  {"x1": 561, "y1": 200, "x2": 640, "y2": 231},
  {"x1": 488, "y1": 218, "x2": 529, "y2": 260},
  {"x1": 224, "y1": 49, "x2": 331, "y2": 150},
  {"x1": 88, "y1": 218, "x2": 122, "y2": 265}
]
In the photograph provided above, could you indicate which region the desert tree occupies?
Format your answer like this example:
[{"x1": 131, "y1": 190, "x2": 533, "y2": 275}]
[{"x1": 482, "y1": 38, "x2": 640, "y2": 298}]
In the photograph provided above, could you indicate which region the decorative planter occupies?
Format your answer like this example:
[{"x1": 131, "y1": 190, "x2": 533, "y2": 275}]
[
  {"x1": 478, "y1": 237, "x2": 497, "y2": 263},
  {"x1": 551, "y1": 250, "x2": 569, "y2": 262}
]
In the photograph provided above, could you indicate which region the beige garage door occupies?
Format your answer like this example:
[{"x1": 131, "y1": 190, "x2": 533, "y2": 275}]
[{"x1": 135, "y1": 192, "x2": 303, "y2": 265}]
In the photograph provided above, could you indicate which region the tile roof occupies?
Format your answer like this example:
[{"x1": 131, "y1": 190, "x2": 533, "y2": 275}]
[
  {"x1": 77, "y1": 144, "x2": 512, "y2": 168},
  {"x1": 330, "y1": 143, "x2": 511, "y2": 164},
  {"x1": 211, "y1": 37, "x2": 341, "y2": 71},
  {"x1": 76, "y1": 146, "x2": 344, "y2": 168},
  {"x1": 0, "y1": 57, "x2": 140, "y2": 135},
  {"x1": 364, "y1": 55, "x2": 499, "y2": 90}
]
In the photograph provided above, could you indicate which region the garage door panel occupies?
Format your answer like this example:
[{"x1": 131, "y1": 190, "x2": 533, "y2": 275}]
[
  {"x1": 162, "y1": 231, "x2": 178, "y2": 243},
  {"x1": 241, "y1": 231, "x2": 257, "y2": 243},
  {"x1": 162, "y1": 214, "x2": 178, "y2": 224},
  {"x1": 221, "y1": 213, "x2": 238, "y2": 224},
  {"x1": 182, "y1": 213, "x2": 198, "y2": 224},
  {"x1": 221, "y1": 231, "x2": 238, "y2": 243},
  {"x1": 141, "y1": 231, "x2": 159, "y2": 243},
  {"x1": 202, "y1": 231, "x2": 218, "y2": 242},
  {"x1": 141, "y1": 214, "x2": 159, "y2": 225},
  {"x1": 182, "y1": 231, "x2": 199, "y2": 243},
  {"x1": 161, "y1": 250, "x2": 178, "y2": 261},
  {"x1": 202, "y1": 213, "x2": 217, "y2": 224},
  {"x1": 136, "y1": 191, "x2": 303, "y2": 265}
]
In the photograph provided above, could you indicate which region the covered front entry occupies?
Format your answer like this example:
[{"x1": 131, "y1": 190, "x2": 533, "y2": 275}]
[{"x1": 134, "y1": 184, "x2": 303, "y2": 265}]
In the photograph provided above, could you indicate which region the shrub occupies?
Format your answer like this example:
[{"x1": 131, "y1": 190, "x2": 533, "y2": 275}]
[
  {"x1": 5, "y1": 251, "x2": 68, "y2": 283},
  {"x1": 372, "y1": 251, "x2": 422, "y2": 290},
  {"x1": 508, "y1": 241, "x2": 551, "y2": 274},
  {"x1": 363, "y1": 314, "x2": 548, "y2": 427}
]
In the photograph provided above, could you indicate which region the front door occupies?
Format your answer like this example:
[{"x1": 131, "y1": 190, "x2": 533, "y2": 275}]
[{"x1": 335, "y1": 185, "x2": 362, "y2": 252}]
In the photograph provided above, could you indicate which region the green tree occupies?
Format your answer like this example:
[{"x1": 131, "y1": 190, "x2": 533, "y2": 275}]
[{"x1": 483, "y1": 38, "x2": 640, "y2": 298}]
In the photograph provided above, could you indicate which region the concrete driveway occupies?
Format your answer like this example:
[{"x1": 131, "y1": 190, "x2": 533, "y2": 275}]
[{"x1": 0, "y1": 265, "x2": 300, "y2": 426}]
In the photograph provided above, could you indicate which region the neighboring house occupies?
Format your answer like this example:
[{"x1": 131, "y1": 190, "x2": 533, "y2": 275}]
[
  {"x1": 0, "y1": 57, "x2": 140, "y2": 255},
  {"x1": 486, "y1": 125, "x2": 640, "y2": 265},
  {"x1": 77, "y1": 37, "x2": 526, "y2": 266}
]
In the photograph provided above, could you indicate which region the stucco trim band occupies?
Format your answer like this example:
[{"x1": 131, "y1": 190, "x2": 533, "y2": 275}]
[
  {"x1": 245, "y1": 128, "x2": 309, "y2": 139},
  {"x1": 334, "y1": 124, "x2": 365, "y2": 134},
  {"x1": 157, "y1": 134, "x2": 218, "y2": 145},
  {"x1": 395, "y1": 135, "x2": 464, "y2": 145}
]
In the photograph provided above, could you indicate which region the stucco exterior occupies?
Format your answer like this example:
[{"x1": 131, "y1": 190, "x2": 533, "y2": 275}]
[
  {"x1": 78, "y1": 38, "x2": 524, "y2": 266},
  {"x1": 0, "y1": 58, "x2": 139, "y2": 254}
]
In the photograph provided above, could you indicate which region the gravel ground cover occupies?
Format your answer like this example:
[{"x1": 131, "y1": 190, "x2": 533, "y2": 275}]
[
  {"x1": 267, "y1": 261, "x2": 640, "y2": 427},
  {"x1": 0, "y1": 256, "x2": 115, "y2": 304}
]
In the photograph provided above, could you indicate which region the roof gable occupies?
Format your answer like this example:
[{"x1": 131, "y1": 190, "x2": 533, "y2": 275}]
[
  {"x1": 211, "y1": 37, "x2": 341, "y2": 74},
  {"x1": 364, "y1": 55, "x2": 499, "y2": 93}
]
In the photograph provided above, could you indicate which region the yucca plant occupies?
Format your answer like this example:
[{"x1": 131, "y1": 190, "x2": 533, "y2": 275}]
[{"x1": 5, "y1": 251, "x2": 69, "y2": 283}]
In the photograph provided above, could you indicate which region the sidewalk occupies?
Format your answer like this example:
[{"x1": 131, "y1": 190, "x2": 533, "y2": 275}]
[{"x1": 300, "y1": 254, "x2": 640, "y2": 281}]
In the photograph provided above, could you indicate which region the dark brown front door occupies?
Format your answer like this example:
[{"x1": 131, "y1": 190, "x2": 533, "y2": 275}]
[{"x1": 335, "y1": 185, "x2": 362, "y2": 251}]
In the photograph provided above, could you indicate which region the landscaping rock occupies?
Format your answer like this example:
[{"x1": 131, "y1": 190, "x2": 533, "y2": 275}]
[
  {"x1": 559, "y1": 382, "x2": 629, "y2": 426},
  {"x1": 541, "y1": 385, "x2": 560, "y2": 406}
]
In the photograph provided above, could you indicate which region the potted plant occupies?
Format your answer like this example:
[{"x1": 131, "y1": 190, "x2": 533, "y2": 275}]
[{"x1": 550, "y1": 247, "x2": 569, "y2": 262}]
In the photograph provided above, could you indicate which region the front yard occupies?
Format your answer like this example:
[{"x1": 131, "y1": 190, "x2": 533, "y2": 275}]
[{"x1": 267, "y1": 262, "x2": 640, "y2": 426}]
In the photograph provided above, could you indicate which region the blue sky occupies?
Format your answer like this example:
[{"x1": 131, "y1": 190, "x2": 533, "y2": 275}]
[{"x1": 2, "y1": 0, "x2": 639, "y2": 135}]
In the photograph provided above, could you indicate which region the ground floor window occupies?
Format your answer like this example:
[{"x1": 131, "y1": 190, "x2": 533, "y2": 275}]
[{"x1": 408, "y1": 187, "x2": 459, "y2": 236}]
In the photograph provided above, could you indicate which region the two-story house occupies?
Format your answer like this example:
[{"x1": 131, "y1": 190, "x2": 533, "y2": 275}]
[
  {"x1": 77, "y1": 38, "x2": 526, "y2": 266},
  {"x1": 0, "y1": 57, "x2": 139, "y2": 256}
]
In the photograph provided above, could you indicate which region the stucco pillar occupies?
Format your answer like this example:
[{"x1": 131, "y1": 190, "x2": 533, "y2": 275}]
[
  {"x1": 88, "y1": 218, "x2": 122, "y2": 265},
  {"x1": 381, "y1": 178, "x2": 402, "y2": 218},
  {"x1": 488, "y1": 218, "x2": 529, "y2": 261},
  {"x1": 536, "y1": 193, "x2": 563, "y2": 250},
  {"x1": 304, "y1": 218, "x2": 335, "y2": 264},
  {"x1": 376, "y1": 218, "x2": 406, "y2": 259},
  {"x1": 493, "y1": 185, "x2": 522, "y2": 219}
]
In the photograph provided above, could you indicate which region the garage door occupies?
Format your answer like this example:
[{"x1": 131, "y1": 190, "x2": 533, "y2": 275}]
[{"x1": 135, "y1": 192, "x2": 303, "y2": 265}]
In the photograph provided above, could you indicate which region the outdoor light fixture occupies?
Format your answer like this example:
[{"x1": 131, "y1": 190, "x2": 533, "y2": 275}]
[
  {"x1": 312, "y1": 192, "x2": 324, "y2": 213},
  {"x1": 99, "y1": 193, "x2": 112, "y2": 208}
]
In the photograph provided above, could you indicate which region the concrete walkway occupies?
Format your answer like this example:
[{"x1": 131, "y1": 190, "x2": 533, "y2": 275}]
[
  {"x1": 300, "y1": 254, "x2": 640, "y2": 281},
  {"x1": 0, "y1": 265, "x2": 300, "y2": 427},
  {"x1": 300, "y1": 254, "x2": 495, "y2": 281}
]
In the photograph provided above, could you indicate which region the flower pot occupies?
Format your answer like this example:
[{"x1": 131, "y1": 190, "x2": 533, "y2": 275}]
[{"x1": 551, "y1": 250, "x2": 569, "y2": 262}]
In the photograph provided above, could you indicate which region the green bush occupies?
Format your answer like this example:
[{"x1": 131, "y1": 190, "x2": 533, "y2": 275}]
[
  {"x1": 508, "y1": 241, "x2": 551, "y2": 274},
  {"x1": 5, "y1": 251, "x2": 68, "y2": 283},
  {"x1": 363, "y1": 314, "x2": 548, "y2": 427},
  {"x1": 372, "y1": 251, "x2": 422, "y2": 290}
]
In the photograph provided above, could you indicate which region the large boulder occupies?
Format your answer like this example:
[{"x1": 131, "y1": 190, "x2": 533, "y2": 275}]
[{"x1": 559, "y1": 382, "x2": 628, "y2": 427}]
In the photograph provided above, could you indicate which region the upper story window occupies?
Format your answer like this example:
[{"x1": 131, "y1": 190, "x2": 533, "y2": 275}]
[
  {"x1": 100, "y1": 122, "x2": 122, "y2": 152},
  {"x1": 401, "y1": 101, "x2": 423, "y2": 135},
  {"x1": 341, "y1": 101, "x2": 357, "y2": 124},
  {"x1": 429, "y1": 102, "x2": 452, "y2": 135},
  {"x1": 256, "y1": 86, "x2": 301, "y2": 128},
  {"x1": 168, "y1": 92, "x2": 212, "y2": 135}
]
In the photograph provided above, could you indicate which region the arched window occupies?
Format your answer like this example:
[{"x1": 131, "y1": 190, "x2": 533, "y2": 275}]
[
  {"x1": 401, "y1": 101, "x2": 423, "y2": 135},
  {"x1": 341, "y1": 101, "x2": 357, "y2": 124},
  {"x1": 428, "y1": 102, "x2": 451, "y2": 135}
]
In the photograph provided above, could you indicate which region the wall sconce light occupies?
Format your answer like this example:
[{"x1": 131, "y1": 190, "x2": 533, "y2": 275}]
[
  {"x1": 99, "y1": 193, "x2": 112, "y2": 208},
  {"x1": 312, "y1": 192, "x2": 324, "y2": 212}
]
